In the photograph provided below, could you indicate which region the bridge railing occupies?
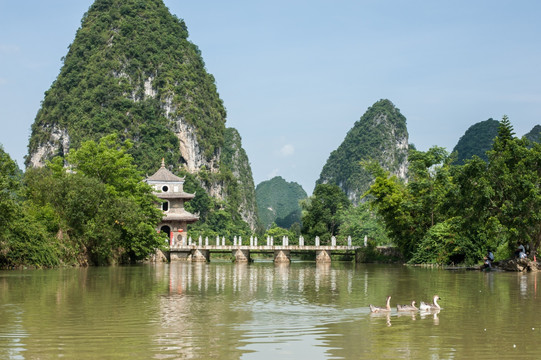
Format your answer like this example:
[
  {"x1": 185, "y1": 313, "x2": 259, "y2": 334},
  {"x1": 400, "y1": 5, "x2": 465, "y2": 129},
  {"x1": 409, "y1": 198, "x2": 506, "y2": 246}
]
[{"x1": 171, "y1": 234, "x2": 365, "y2": 249}]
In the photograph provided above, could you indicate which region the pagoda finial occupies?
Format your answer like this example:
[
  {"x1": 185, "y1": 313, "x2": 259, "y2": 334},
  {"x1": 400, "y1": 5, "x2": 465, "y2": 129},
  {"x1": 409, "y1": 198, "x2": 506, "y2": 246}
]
[{"x1": 161, "y1": 158, "x2": 165, "y2": 168}]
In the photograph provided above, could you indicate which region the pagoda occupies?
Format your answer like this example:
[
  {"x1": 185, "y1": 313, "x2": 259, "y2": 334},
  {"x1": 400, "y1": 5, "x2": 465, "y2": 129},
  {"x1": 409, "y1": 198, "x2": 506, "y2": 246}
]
[{"x1": 145, "y1": 160, "x2": 199, "y2": 247}]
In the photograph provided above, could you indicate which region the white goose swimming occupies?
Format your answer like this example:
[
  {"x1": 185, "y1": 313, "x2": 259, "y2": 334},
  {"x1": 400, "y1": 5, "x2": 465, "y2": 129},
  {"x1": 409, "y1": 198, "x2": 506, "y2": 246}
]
[
  {"x1": 397, "y1": 300, "x2": 418, "y2": 311},
  {"x1": 370, "y1": 295, "x2": 391, "y2": 312},
  {"x1": 419, "y1": 295, "x2": 441, "y2": 311}
]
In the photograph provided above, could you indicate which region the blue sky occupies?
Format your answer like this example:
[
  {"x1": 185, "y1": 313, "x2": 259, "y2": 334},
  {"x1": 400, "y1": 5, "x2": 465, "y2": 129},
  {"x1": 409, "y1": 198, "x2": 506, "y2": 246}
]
[{"x1": 1, "y1": 0, "x2": 540, "y2": 194}]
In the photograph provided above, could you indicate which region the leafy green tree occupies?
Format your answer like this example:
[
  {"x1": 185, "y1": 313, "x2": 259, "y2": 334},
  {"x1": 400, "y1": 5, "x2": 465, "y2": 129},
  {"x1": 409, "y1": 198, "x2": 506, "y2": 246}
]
[
  {"x1": 0, "y1": 147, "x2": 60, "y2": 268},
  {"x1": 367, "y1": 147, "x2": 454, "y2": 260},
  {"x1": 0, "y1": 145, "x2": 19, "y2": 233},
  {"x1": 484, "y1": 117, "x2": 541, "y2": 253},
  {"x1": 23, "y1": 135, "x2": 165, "y2": 265},
  {"x1": 264, "y1": 223, "x2": 295, "y2": 243},
  {"x1": 338, "y1": 202, "x2": 390, "y2": 246},
  {"x1": 301, "y1": 184, "x2": 351, "y2": 243}
]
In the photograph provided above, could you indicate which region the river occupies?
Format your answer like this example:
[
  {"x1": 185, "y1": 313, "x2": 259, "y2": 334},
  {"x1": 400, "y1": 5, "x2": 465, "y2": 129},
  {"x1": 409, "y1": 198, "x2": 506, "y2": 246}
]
[{"x1": 0, "y1": 261, "x2": 539, "y2": 359}]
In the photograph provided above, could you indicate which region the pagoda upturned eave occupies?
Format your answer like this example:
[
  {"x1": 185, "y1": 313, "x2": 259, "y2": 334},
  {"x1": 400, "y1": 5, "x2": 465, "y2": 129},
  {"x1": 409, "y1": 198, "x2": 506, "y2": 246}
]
[
  {"x1": 163, "y1": 211, "x2": 199, "y2": 223},
  {"x1": 154, "y1": 191, "x2": 196, "y2": 200}
]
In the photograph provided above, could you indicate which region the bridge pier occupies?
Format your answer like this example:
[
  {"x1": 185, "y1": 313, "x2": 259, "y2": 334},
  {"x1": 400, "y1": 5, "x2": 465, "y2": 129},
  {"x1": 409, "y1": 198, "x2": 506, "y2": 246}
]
[
  {"x1": 233, "y1": 249, "x2": 251, "y2": 263},
  {"x1": 274, "y1": 250, "x2": 291, "y2": 264},
  {"x1": 169, "y1": 249, "x2": 192, "y2": 261},
  {"x1": 191, "y1": 248, "x2": 209, "y2": 262},
  {"x1": 316, "y1": 249, "x2": 332, "y2": 263}
]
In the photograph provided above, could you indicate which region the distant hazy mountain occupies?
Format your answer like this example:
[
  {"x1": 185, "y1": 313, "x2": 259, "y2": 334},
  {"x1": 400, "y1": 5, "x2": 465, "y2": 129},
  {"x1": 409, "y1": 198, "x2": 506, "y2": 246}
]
[
  {"x1": 316, "y1": 99, "x2": 409, "y2": 205},
  {"x1": 256, "y1": 176, "x2": 307, "y2": 229},
  {"x1": 452, "y1": 119, "x2": 500, "y2": 163}
]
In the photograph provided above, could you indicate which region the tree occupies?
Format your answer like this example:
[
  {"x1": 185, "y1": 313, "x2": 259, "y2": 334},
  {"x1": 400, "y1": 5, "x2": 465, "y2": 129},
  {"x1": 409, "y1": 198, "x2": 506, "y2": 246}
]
[
  {"x1": 0, "y1": 145, "x2": 19, "y2": 233},
  {"x1": 301, "y1": 184, "x2": 351, "y2": 243},
  {"x1": 338, "y1": 202, "x2": 390, "y2": 246},
  {"x1": 0, "y1": 147, "x2": 60, "y2": 268},
  {"x1": 367, "y1": 147, "x2": 455, "y2": 261},
  {"x1": 23, "y1": 135, "x2": 165, "y2": 265},
  {"x1": 484, "y1": 118, "x2": 541, "y2": 253}
]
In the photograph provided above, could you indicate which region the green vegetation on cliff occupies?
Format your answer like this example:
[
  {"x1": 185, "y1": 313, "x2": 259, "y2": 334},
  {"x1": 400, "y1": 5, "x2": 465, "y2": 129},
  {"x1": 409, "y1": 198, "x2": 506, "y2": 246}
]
[
  {"x1": 1, "y1": 136, "x2": 164, "y2": 268},
  {"x1": 452, "y1": 118, "x2": 500, "y2": 164},
  {"x1": 368, "y1": 116, "x2": 541, "y2": 265},
  {"x1": 28, "y1": 0, "x2": 224, "y2": 168},
  {"x1": 524, "y1": 124, "x2": 541, "y2": 144},
  {"x1": 256, "y1": 176, "x2": 307, "y2": 230},
  {"x1": 317, "y1": 99, "x2": 408, "y2": 204},
  {"x1": 26, "y1": 0, "x2": 258, "y2": 232}
]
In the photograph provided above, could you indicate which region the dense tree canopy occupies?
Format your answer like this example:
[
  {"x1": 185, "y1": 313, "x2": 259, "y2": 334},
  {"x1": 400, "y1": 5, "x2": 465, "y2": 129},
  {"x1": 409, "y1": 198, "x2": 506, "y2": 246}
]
[
  {"x1": 2, "y1": 135, "x2": 166, "y2": 267},
  {"x1": 301, "y1": 183, "x2": 351, "y2": 243},
  {"x1": 368, "y1": 116, "x2": 541, "y2": 265}
]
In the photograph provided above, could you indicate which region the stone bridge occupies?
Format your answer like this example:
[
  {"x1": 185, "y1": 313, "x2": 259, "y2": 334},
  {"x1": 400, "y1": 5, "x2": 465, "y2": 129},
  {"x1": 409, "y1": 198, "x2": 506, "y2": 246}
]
[{"x1": 168, "y1": 235, "x2": 364, "y2": 263}]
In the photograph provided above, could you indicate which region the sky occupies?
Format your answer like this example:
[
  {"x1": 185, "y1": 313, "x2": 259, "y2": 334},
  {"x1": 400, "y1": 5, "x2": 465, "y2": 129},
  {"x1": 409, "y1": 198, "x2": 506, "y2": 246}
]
[{"x1": 1, "y1": 0, "x2": 540, "y2": 195}]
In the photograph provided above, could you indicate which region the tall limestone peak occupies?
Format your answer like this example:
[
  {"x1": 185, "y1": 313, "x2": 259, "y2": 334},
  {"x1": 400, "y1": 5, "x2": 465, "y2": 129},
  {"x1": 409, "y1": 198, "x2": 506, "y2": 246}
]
[
  {"x1": 25, "y1": 0, "x2": 258, "y2": 229},
  {"x1": 317, "y1": 99, "x2": 408, "y2": 205}
]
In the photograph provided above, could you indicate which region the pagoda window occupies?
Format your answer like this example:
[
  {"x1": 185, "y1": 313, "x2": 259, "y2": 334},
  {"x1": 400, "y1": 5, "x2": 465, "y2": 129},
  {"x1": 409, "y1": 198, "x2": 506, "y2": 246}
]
[
  {"x1": 162, "y1": 185, "x2": 169, "y2": 192},
  {"x1": 162, "y1": 201, "x2": 169, "y2": 211}
]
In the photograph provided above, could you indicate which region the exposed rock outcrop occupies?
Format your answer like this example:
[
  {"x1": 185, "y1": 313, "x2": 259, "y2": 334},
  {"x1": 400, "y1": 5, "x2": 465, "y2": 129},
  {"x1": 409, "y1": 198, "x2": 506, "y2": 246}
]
[
  {"x1": 317, "y1": 99, "x2": 409, "y2": 205},
  {"x1": 497, "y1": 258, "x2": 539, "y2": 272},
  {"x1": 25, "y1": 0, "x2": 258, "y2": 230}
]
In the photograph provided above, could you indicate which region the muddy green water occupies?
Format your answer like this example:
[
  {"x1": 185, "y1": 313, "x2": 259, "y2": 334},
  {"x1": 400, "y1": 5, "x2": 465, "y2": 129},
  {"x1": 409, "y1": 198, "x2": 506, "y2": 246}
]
[{"x1": 0, "y1": 262, "x2": 539, "y2": 359}]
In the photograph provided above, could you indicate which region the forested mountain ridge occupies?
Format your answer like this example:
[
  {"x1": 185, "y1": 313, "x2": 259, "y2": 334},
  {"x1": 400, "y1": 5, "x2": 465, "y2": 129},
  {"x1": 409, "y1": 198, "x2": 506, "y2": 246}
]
[
  {"x1": 524, "y1": 125, "x2": 541, "y2": 144},
  {"x1": 453, "y1": 120, "x2": 541, "y2": 163},
  {"x1": 256, "y1": 176, "x2": 307, "y2": 229},
  {"x1": 316, "y1": 99, "x2": 408, "y2": 205},
  {"x1": 452, "y1": 119, "x2": 500, "y2": 163},
  {"x1": 25, "y1": 0, "x2": 258, "y2": 229}
]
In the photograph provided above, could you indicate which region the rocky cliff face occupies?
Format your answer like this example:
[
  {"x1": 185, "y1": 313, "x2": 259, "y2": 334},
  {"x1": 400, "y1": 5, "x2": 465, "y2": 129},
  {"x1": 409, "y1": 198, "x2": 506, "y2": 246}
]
[
  {"x1": 317, "y1": 99, "x2": 409, "y2": 205},
  {"x1": 25, "y1": 0, "x2": 257, "y2": 229},
  {"x1": 221, "y1": 128, "x2": 258, "y2": 229}
]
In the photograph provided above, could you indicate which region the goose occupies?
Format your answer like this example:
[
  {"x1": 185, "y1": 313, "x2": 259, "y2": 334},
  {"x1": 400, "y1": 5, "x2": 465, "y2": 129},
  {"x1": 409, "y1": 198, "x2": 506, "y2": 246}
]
[
  {"x1": 370, "y1": 295, "x2": 391, "y2": 312},
  {"x1": 397, "y1": 300, "x2": 418, "y2": 311},
  {"x1": 419, "y1": 295, "x2": 441, "y2": 311}
]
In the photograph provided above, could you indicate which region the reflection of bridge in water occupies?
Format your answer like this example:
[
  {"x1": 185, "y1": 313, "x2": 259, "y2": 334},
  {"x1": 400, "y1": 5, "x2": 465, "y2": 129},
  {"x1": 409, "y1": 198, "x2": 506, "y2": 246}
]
[{"x1": 169, "y1": 236, "x2": 362, "y2": 263}]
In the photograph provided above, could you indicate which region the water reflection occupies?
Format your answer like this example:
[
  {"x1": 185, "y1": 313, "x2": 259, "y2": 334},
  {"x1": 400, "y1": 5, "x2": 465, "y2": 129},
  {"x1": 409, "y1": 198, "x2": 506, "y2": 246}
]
[{"x1": 1, "y1": 263, "x2": 541, "y2": 359}]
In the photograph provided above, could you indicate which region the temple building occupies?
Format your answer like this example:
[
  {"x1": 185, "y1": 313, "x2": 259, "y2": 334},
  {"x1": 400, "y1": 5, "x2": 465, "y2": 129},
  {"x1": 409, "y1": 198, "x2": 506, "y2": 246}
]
[{"x1": 145, "y1": 160, "x2": 199, "y2": 247}]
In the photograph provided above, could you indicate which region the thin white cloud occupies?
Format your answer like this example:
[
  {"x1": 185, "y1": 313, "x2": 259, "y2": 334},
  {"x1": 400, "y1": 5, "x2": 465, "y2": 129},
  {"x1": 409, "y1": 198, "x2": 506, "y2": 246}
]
[
  {"x1": 279, "y1": 144, "x2": 294, "y2": 157},
  {"x1": 0, "y1": 44, "x2": 20, "y2": 55}
]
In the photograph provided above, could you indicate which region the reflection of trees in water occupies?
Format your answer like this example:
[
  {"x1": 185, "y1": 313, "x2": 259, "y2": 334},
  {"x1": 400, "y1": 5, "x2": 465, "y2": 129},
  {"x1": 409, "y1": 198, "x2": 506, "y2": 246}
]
[
  {"x1": 157, "y1": 262, "x2": 358, "y2": 359},
  {"x1": 4, "y1": 264, "x2": 541, "y2": 359}
]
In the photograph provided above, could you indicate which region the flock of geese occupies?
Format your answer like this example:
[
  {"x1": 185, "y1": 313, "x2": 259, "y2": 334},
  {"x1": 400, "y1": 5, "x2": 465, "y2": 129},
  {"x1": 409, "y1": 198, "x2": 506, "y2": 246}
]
[{"x1": 370, "y1": 295, "x2": 441, "y2": 313}]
